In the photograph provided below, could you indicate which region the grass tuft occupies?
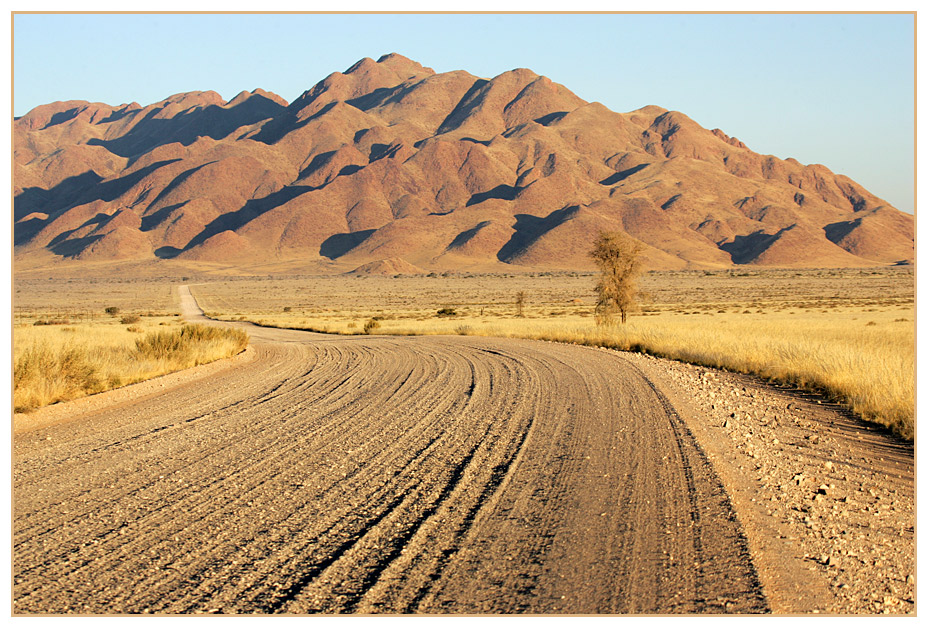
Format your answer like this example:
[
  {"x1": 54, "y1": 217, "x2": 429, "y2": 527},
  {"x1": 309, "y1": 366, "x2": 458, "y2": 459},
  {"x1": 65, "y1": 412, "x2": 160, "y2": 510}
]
[{"x1": 14, "y1": 324, "x2": 248, "y2": 413}]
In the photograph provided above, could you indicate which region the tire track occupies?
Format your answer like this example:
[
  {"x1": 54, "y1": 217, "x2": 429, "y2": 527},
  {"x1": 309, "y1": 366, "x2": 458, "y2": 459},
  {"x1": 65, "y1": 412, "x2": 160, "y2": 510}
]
[{"x1": 13, "y1": 289, "x2": 767, "y2": 614}]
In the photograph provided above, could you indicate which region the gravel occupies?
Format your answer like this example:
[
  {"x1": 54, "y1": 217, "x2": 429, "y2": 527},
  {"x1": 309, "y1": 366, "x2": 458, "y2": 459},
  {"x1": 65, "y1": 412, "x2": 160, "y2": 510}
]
[{"x1": 624, "y1": 350, "x2": 915, "y2": 615}]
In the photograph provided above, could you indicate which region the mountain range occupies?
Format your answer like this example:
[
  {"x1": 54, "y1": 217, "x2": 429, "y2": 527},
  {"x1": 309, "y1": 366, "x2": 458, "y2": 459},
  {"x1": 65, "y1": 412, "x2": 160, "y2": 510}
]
[{"x1": 14, "y1": 53, "x2": 914, "y2": 273}]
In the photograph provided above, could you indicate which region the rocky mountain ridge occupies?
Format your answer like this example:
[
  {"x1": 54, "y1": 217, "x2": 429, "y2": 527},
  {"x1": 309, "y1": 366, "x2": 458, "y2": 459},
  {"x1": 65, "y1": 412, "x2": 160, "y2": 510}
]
[{"x1": 14, "y1": 53, "x2": 914, "y2": 272}]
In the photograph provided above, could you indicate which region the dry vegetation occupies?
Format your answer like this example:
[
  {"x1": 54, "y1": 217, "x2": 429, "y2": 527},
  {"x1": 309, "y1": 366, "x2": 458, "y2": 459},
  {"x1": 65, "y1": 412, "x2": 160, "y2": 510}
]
[
  {"x1": 13, "y1": 280, "x2": 248, "y2": 412},
  {"x1": 190, "y1": 267, "x2": 915, "y2": 439}
]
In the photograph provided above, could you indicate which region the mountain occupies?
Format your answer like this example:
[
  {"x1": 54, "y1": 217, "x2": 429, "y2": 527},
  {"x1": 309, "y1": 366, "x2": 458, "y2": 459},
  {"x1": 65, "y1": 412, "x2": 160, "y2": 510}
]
[{"x1": 13, "y1": 53, "x2": 914, "y2": 273}]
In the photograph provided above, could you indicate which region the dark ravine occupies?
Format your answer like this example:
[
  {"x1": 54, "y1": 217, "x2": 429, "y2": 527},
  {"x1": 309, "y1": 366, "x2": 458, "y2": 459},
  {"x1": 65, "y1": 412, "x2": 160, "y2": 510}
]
[{"x1": 14, "y1": 288, "x2": 768, "y2": 614}]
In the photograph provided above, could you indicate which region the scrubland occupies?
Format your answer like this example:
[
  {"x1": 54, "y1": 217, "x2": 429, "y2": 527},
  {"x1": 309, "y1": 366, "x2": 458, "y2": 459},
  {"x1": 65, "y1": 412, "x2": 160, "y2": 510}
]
[
  {"x1": 191, "y1": 267, "x2": 915, "y2": 439},
  {"x1": 13, "y1": 268, "x2": 913, "y2": 437},
  {"x1": 13, "y1": 287, "x2": 248, "y2": 412}
]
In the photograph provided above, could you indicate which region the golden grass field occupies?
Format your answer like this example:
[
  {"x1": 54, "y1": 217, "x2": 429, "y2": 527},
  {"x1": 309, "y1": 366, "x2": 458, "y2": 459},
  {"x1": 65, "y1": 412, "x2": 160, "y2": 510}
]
[
  {"x1": 12, "y1": 285, "x2": 248, "y2": 412},
  {"x1": 14, "y1": 267, "x2": 914, "y2": 439},
  {"x1": 190, "y1": 268, "x2": 915, "y2": 440}
]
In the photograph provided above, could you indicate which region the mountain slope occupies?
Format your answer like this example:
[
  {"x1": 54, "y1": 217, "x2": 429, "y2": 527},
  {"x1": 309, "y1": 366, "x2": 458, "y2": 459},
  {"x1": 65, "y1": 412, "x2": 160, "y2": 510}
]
[{"x1": 14, "y1": 53, "x2": 913, "y2": 272}]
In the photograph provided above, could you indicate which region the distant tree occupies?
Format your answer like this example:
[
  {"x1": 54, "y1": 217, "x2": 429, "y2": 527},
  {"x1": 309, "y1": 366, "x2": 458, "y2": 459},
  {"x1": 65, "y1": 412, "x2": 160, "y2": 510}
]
[
  {"x1": 590, "y1": 231, "x2": 645, "y2": 325},
  {"x1": 516, "y1": 291, "x2": 526, "y2": 317}
]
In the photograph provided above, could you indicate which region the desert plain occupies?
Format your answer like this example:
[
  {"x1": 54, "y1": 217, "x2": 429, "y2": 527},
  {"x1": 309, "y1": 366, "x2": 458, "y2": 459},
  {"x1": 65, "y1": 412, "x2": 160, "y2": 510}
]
[{"x1": 12, "y1": 266, "x2": 914, "y2": 614}]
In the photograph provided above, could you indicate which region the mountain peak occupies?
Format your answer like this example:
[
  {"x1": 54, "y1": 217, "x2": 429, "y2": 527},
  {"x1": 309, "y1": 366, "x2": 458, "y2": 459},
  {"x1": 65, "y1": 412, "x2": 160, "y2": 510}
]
[
  {"x1": 13, "y1": 56, "x2": 911, "y2": 272},
  {"x1": 376, "y1": 52, "x2": 435, "y2": 75}
]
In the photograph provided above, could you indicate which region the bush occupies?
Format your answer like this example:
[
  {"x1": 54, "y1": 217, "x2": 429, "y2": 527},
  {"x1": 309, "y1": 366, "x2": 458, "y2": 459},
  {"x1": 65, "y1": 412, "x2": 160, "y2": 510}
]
[
  {"x1": 134, "y1": 324, "x2": 248, "y2": 362},
  {"x1": 14, "y1": 343, "x2": 101, "y2": 411},
  {"x1": 14, "y1": 324, "x2": 249, "y2": 412},
  {"x1": 104, "y1": 306, "x2": 120, "y2": 316},
  {"x1": 120, "y1": 315, "x2": 141, "y2": 324},
  {"x1": 436, "y1": 307, "x2": 457, "y2": 317},
  {"x1": 363, "y1": 318, "x2": 381, "y2": 334}
]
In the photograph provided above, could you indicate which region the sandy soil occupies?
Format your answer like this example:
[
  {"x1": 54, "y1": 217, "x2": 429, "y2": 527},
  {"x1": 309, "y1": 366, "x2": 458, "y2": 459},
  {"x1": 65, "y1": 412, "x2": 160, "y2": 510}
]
[{"x1": 12, "y1": 287, "x2": 913, "y2": 614}]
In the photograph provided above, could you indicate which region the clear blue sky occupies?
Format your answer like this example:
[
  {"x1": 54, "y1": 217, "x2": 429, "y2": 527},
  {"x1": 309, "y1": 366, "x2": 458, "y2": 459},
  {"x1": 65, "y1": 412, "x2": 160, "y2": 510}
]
[{"x1": 13, "y1": 12, "x2": 915, "y2": 213}]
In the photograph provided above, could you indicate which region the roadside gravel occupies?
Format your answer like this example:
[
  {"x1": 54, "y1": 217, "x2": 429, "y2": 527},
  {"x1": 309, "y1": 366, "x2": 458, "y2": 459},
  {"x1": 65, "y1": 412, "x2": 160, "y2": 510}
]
[{"x1": 624, "y1": 349, "x2": 915, "y2": 614}]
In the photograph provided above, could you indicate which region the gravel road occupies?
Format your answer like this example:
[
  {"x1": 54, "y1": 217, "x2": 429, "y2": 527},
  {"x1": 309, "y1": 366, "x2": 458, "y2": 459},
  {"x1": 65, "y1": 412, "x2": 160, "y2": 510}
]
[{"x1": 13, "y1": 287, "x2": 769, "y2": 614}]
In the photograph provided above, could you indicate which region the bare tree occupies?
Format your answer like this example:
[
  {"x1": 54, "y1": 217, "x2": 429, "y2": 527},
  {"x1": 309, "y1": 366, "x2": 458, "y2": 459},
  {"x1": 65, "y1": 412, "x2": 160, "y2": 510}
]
[
  {"x1": 516, "y1": 291, "x2": 526, "y2": 317},
  {"x1": 590, "y1": 231, "x2": 644, "y2": 325}
]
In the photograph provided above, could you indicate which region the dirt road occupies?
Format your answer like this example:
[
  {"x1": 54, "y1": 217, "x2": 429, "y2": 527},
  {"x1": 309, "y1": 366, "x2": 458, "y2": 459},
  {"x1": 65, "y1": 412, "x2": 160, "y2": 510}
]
[{"x1": 14, "y1": 287, "x2": 771, "y2": 613}]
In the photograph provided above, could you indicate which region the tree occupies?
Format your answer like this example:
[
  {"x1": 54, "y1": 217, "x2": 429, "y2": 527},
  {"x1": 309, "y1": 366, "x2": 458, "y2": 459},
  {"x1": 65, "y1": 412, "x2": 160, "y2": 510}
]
[
  {"x1": 590, "y1": 231, "x2": 644, "y2": 325},
  {"x1": 515, "y1": 291, "x2": 526, "y2": 317}
]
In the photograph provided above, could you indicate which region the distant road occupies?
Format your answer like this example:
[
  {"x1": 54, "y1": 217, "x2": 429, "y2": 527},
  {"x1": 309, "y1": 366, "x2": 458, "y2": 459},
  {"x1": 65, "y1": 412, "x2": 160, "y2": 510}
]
[{"x1": 13, "y1": 286, "x2": 766, "y2": 614}]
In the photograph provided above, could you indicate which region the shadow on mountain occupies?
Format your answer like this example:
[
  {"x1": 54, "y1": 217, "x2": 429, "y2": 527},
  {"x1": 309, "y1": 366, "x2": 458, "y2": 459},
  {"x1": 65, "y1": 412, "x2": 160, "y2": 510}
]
[
  {"x1": 297, "y1": 150, "x2": 337, "y2": 180},
  {"x1": 184, "y1": 185, "x2": 313, "y2": 251},
  {"x1": 600, "y1": 163, "x2": 649, "y2": 186},
  {"x1": 140, "y1": 163, "x2": 215, "y2": 220},
  {"x1": 252, "y1": 101, "x2": 336, "y2": 145},
  {"x1": 460, "y1": 137, "x2": 491, "y2": 146},
  {"x1": 98, "y1": 105, "x2": 141, "y2": 125},
  {"x1": 141, "y1": 203, "x2": 187, "y2": 232},
  {"x1": 346, "y1": 83, "x2": 411, "y2": 111},
  {"x1": 368, "y1": 143, "x2": 393, "y2": 161},
  {"x1": 719, "y1": 231, "x2": 777, "y2": 264},
  {"x1": 339, "y1": 164, "x2": 364, "y2": 177},
  {"x1": 446, "y1": 221, "x2": 492, "y2": 250},
  {"x1": 823, "y1": 219, "x2": 860, "y2": 244},
  {"x1": 15, "y1": 171, "x2": 103, "y2": 221},
  {"x1": 96, "y1": 160, "x2": 182, "y2": 203},
  {"x1": 45, "y1": 213, "x2": 114, "y2": 249},
  {"x1": 534, "y1": 111, "x2": 568, "y2": 126},
  {"x1": 497, "y1": 206, "x2": 579, "y2": 262},
  {"x1": 14, "y1": 216, "x2": 48, "y2": 246},
  {"x1": 436, "y1": 78, "x2": 490, "y2": 135},
  {"x1": 466, "y1": 184, "x2": 521, "y2": 207},
  {"x1": 48, "y1": 234, "x2": 103, "y2": 258},
  {"x1": 661, "y1": 194, "x2": 682, "y2": 210},
  {"x1": 87, "y1": 93, "x2": 286, "y2": 157},
  {"x1": 43, "y1": 108, "x2": 83, "y2": 129},
  {"x1": 14, "y1": 160, "x2": 181, "y2": 245},
  {"x1": 319, "y1": 229, "x2": 377, "y2": 259},
  {"x1": 154, "y1": 246, "x2": 183, "y2": 259}
]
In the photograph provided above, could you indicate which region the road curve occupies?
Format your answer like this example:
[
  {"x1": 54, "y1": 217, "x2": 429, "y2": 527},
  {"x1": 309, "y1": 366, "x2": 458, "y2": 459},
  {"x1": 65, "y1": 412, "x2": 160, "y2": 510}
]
[{"x1": 13, "y1": 286, "x2": 767, "y2": 614}]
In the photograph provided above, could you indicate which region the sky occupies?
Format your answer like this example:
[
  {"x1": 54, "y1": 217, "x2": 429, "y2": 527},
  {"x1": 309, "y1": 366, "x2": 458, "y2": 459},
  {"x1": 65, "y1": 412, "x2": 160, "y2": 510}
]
[{"x1": 11, "y1": 11, "x2": 916, "y2": 213}]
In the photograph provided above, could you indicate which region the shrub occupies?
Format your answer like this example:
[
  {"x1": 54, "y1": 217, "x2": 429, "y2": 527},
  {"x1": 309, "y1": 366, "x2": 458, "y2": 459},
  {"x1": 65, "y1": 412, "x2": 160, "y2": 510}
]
[
  {"x1": 120, "y1": 315, "x2": 141, "y2": 324},
  {"x1": 436, "y1": 307, "x2": 457, "y2": 317},
  {"x1": 104, "y1": 306, "x2": 120, "y2": 316},
  {"x1": 14, "y1": 324, "x2": 248, "y2": 413},
  {"x1": 363, "y1": 318, "x2": 381, "y2": 334},
  {"x1": 134, "y1": 324, "x2": 248, "y2": 362},
  {"x1": 14, "y1": 342, "x2": 101, "y2": 411}
]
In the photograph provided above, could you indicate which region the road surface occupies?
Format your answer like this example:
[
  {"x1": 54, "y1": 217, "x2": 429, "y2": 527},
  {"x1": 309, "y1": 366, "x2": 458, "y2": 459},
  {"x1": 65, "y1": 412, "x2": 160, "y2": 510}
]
[{"x1": 13, "y1": 286, "x2": 767, "y2": 614}]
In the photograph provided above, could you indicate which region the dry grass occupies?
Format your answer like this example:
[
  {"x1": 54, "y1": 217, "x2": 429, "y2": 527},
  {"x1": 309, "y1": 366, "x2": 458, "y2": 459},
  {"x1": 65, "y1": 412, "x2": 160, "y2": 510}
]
[
  {"x1": 464, "y1": 313, "x2": 914, "y2": 440},
  {"x1": 14, "y1": 320, "x2": 248, "y2": 412},
  {"x1": 192, "y1": 268, "x2": 914, "y2": 440},
  {"x1": 15, "y1": 270, "x2": 911, "y2": 437}
]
